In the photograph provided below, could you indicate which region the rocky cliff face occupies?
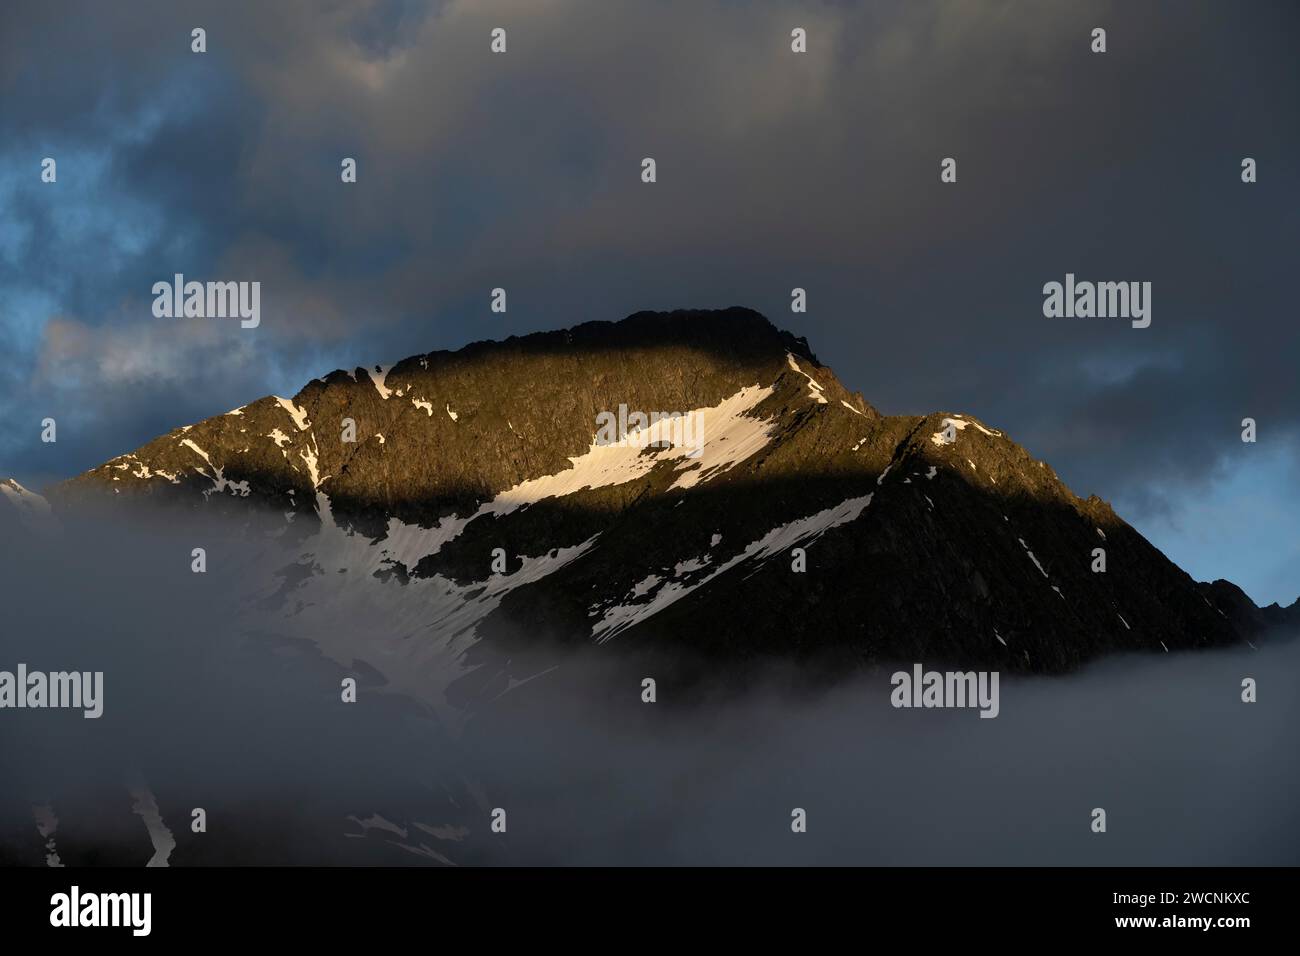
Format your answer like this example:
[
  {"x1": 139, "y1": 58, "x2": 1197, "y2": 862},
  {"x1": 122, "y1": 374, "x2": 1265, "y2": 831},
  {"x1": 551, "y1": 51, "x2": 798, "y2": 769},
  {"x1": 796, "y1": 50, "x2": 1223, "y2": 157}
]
[{"x1": 38, "y1": 308, "x2": 1295, "y2": 703}]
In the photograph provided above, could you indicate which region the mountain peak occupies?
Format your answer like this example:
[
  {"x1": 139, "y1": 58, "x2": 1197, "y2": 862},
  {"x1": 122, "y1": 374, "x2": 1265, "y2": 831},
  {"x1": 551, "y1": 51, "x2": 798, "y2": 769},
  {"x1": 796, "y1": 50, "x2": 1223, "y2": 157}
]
[{"x1": 41, "y1": 308, "x2": 1283, "y2": 681}]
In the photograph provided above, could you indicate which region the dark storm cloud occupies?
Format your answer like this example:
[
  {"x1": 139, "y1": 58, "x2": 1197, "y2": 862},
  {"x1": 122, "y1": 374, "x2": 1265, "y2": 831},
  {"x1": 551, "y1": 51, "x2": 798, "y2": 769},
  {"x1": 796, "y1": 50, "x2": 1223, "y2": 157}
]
[{"x1": 0, "y1": 1, "x2": 1296, "y2": 580}]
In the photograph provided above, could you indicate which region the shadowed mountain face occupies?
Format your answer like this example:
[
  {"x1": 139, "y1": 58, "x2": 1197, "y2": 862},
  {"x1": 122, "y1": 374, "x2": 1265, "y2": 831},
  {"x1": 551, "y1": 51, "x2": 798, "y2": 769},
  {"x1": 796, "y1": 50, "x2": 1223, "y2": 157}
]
[{"x1": 36, "y1": 308, "x2": 1297, "y2": 702}]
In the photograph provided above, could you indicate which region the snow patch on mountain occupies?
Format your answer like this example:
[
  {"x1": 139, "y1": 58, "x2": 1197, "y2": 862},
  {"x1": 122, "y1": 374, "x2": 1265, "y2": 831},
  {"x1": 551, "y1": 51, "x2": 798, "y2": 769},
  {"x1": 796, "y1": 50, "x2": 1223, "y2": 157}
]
[
  {"x1": 31, "y1": 804, "x2": 61, "y2": 868},
  {"x1": 129, "y1": 787, "x2": 175, "y2": 868},
  {"x1": 930, "y1": 414, "x2": 1002, "y2": 447},
  {"x1": 1018, "y1": 537, "x2": 1049, "y2": 578},
  {"x1": 953, "y1": 414, "x2": 1001, "y2": 437},
  {"x1": 244, "y1": 498, "x2": 599, "y2": 722},
  {"x1": 786, "y1": 353, "x2": 828, "y2": 404},
  {"x1": 182, "y1": 439, "x2": 251, "y2": 498},
  {"x1": 590, "y1": 493, "x2": 874, "y2": 643},
  {"x1": 366, "y1": 365, "x2": 393, "y2": 400},
  {"x1": 673, "y1": 555, "x2": 711, "y2": 576},
  {"x1": 439, "y1": 383, "x2": 779, "y2": 506},
  {"x1": 274, "y1": 397, "x2": 311, "y2": 431}
]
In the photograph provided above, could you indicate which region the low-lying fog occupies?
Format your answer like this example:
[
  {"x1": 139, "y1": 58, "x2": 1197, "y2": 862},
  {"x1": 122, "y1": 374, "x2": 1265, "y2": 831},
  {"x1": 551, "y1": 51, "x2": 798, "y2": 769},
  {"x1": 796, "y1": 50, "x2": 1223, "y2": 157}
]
[{"x1": 2, "y1": 507, "x2": 1295, "y2": 865}]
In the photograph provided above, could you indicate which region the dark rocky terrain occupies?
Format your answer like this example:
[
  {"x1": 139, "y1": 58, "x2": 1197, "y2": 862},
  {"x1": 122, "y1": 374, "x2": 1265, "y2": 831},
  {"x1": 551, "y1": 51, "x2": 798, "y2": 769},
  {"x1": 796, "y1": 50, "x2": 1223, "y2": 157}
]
[{"x1": 22, "y1": 307, "x2": 1299, "y2": 697}]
